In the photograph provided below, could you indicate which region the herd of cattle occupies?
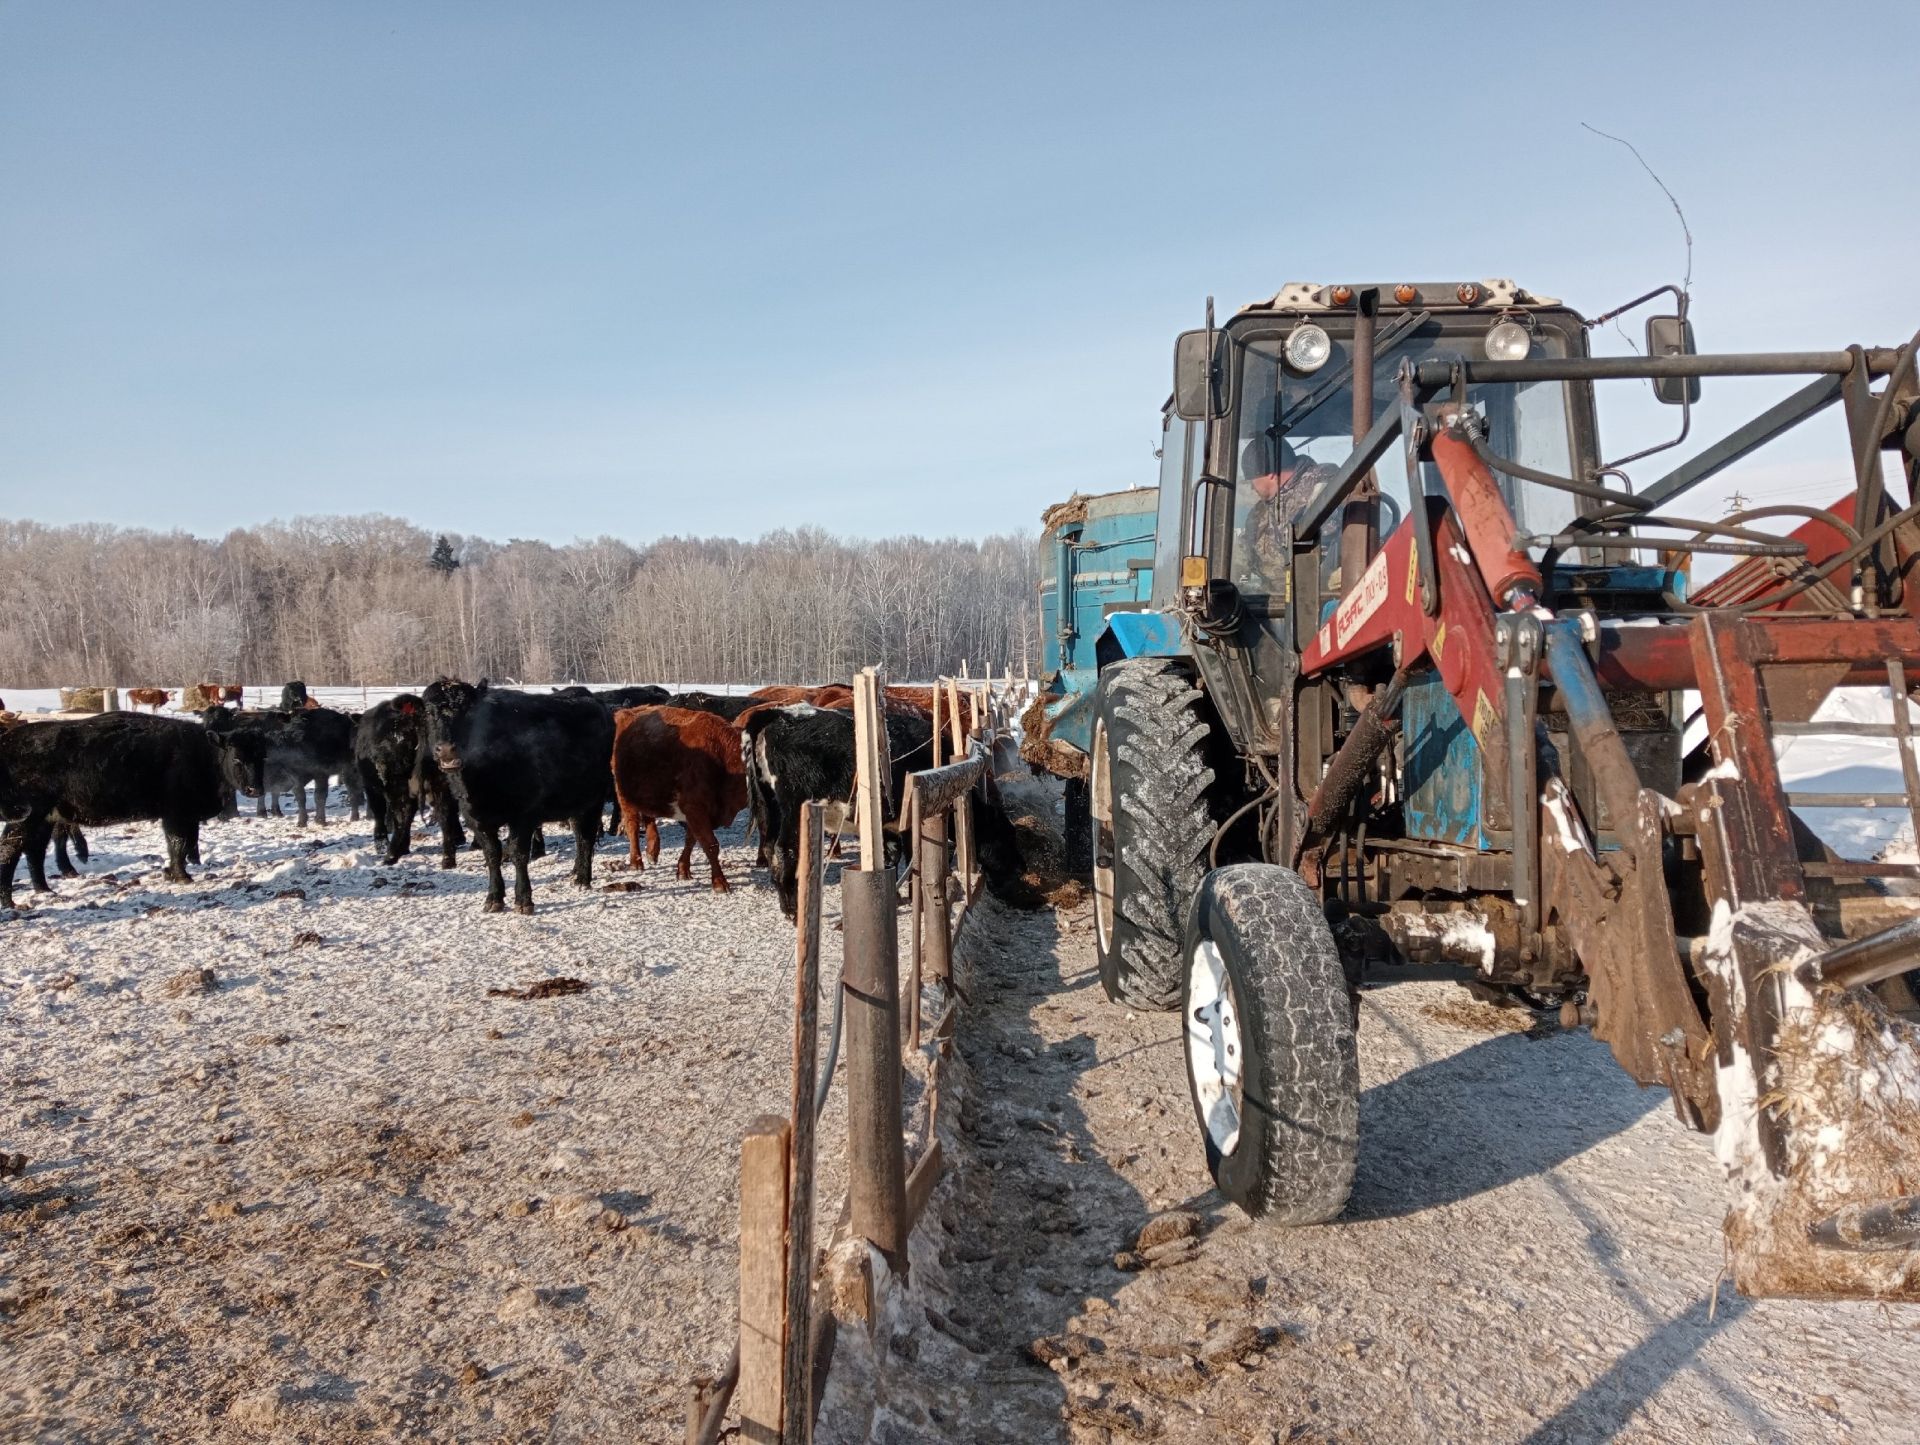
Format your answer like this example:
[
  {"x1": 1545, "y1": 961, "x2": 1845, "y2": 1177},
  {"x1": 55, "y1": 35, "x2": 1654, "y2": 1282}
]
[{"x1": 0, "y1": 680, "x2": 989, "y2": 918}]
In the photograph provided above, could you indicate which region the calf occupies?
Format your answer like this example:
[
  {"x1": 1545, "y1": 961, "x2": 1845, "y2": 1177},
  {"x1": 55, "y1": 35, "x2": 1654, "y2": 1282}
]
[
  {"x1": 128, "y1": 688, "x2": 172, "y2": 712},
  {"x1": 740, "y1": 703, "x2": 933, "y2": 918},
  {"x1": 355, "y1": 693, "x2": 461, "y2": 865},
  {"x1": 0, "y1": 713, "x2": 238, "y2": 909},
  {"x1": 421, "y1": 680, "x2": 614, "y2": 914},
  {"x1": 279, "y1": 681, "x2": 316, "y2": 712},
  {"x1": 610, "y1": 705, "x2": 748, "y2": 892}
]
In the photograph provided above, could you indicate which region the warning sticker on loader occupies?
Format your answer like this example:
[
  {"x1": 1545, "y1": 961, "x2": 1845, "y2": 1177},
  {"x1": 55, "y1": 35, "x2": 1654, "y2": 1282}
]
[{"x1": 1334, "y1": 549, "x2": 1392, "y2": 650}]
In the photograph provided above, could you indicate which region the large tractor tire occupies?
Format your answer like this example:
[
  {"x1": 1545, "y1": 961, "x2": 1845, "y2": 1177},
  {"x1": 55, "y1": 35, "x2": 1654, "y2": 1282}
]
[
  {"x1": 1091, "y1": 658, "x2": 1218, "y2": 1011},
  {"x1": 1183, "y1": 864, "x2": 1359, "y2": 1224}
]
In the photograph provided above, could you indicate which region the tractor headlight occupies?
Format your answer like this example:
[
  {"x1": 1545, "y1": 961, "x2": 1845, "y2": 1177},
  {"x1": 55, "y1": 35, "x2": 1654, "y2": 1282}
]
[
  {"x1": 1484, "y1": 317, "x2": 1532, "y2": 362},
  {"x1": 1283, "y1": 323, "x2": 1332, "y2": 374}
]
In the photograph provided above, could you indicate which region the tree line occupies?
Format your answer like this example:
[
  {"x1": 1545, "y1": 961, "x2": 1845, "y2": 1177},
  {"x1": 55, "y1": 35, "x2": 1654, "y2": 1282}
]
[{"x1": 0, "y1": 516, "x2": 1043, "y2": 689}]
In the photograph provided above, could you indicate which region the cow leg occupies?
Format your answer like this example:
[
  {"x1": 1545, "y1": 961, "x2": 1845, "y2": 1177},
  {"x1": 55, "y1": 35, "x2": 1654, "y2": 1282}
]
[
  {"x1": 702, "y1": 828, "x2": 729, "y2": 893},
  {"x1": 478, "y1": 826, "x2": 506, "y2": 912},
  {"x1": 646, "y1": 819, "x2": 661, "y2": 865},
  {"x1": 571, "y1": 814, "x2": 597, "y2": 888},
  {"x1": 367, "y1": 785, "x2": 390, "y2": 852},
  {"x1": 776, "y1": 819, "x2": 800, "y2": 919},
  {"x1": 621, "y1": 802, "x2": 646, "y2": 871},
  {"x1": 528, "y1": 828, "x2": 547, "y2": 861},
  {"x1": 23, "y1": 818, "x2": 54, "y2": 893},
  {"x1": 346, "y1": 772, "x2": 363, "y2": 823},
  {"x1": 388, "y1": 795, "x2": 416, "y2": 865},
  {"x1": 186, "y1": 820, "x2": 203, "y2": 867},
  {"x1": 677, "y1": 831, "x2": 695, "y2": 881},
  {"x1": 438, "y1": 802, "x2": 460, "y2": 869},
  {"x1": 312, "y1": 776, "x2": 327, "y2": 827},
  {"x1": 507, "y1": 826, "x2": 536, "y2": 914},
  {"x1": 0, "y1": 822, "x2": 24, "y2": 909},
  {"x1": 53, "y1": 825, "x2": 77, "y2": 879},
  {"x1": 71, "y1": 825, "x2": 90, "y2": 864},
  {"x1": 162, "y1": 824, "x2": 193, "y2": 885}
]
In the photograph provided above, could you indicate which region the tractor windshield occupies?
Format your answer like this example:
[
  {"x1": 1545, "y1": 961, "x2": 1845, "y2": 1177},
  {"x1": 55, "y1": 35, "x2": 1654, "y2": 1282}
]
[{"x1": 1229, "y1": 325, "x2": 1579, "y2": 597}]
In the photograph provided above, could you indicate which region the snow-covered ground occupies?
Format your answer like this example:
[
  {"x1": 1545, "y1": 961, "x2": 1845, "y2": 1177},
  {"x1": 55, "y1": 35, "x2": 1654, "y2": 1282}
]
[{"x1": 1, "y1": 800, "x2": 845, "y2": 1442}]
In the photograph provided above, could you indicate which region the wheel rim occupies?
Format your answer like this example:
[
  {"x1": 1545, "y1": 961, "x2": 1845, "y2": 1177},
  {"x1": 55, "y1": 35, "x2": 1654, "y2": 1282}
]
[
  {"x1": 1091, "y1": 715, "x2": 1115, "y2": 955},
  {"x1": 1187, "y1": 938, "x2": 1243, "y2": 1155}
]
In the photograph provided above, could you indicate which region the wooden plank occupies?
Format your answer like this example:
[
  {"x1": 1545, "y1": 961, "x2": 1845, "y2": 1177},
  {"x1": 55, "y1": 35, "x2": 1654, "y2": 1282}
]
[
  {"x1": 907, "y1": 792, "x2": 923, "y2": 1051},
  {"x1": 918, "y1": 800, "x2": 951, "y2": 988},
  {"x1": 738, "y1": 1116, "x2": 791, "y2": 1444},
  {"x1": 852, "y1": 668, "x2": 888, "y2": 874},
  {"x1": 945, "y1": 678, "x2": 975, "y2": 890},
  {"x1": 782, "y1": 803, "x2": 824, "y2": 1445},
  {"x1": 905, "y1": 1139, "x2": 944, "y2": 1230}
]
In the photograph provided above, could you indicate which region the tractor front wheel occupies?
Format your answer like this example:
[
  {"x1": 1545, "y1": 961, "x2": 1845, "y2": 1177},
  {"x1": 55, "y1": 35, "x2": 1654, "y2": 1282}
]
[
  {"x1": 1091, "y1": 658, "x2": 1218, "y2": 1012},
  {"x1": 1183, "y1": 864, "x2": 1359, "y2": 1224}
]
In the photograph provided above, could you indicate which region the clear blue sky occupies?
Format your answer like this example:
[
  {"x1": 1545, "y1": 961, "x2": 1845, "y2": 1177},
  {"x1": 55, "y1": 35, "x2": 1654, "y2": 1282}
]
[{"x1": 1, "y1": 1, "x2": 1915, "y2": 545}]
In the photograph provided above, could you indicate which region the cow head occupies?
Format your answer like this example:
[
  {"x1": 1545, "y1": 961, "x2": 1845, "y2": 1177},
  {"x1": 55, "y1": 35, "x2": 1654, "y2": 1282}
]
[
  {"x1": 208, "y1": 732, "x2": 264, "y2": 800},
  {"x1": 421, "y1": 679, "x2": 483, "y2": 772}
]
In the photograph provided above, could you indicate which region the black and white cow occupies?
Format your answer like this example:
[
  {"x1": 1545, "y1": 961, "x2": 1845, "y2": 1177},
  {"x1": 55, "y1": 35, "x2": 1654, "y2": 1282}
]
[{"x1": 420, "y1": 679, "x2": 615, "y2": 913}]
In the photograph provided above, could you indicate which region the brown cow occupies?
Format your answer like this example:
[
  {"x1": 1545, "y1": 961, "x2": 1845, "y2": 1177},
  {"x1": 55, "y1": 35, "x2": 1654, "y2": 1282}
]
[
  {"x1": 221, "y1": 684, "x2": 244, "y2": 705},
  {"x1": 610, "y1": 705, "x2": 749, "y2": 892},
  {"x1": 127, "y1": 688, "x2": 172, "y2": 713},
  {"x1": 749, "y1": 685, "x2": 816, "y2": 705}
]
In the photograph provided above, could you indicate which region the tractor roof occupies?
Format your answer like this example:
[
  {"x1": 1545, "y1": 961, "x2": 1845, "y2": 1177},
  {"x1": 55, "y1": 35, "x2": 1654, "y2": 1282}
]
[{"x1": 1237, "y1": 280, "x2": 1564, "y2": 314}]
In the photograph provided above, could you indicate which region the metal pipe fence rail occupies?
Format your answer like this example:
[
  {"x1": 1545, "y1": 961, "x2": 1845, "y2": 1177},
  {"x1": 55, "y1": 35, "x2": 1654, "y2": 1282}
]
[{"x1": 687, "y1": 665, "x2": 1017, "y2": 1445}]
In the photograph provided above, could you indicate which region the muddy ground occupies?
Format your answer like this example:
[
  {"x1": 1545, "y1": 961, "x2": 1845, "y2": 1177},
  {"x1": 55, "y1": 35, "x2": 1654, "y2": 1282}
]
[
  {"x1": 846, "y1": 891, "x2": 1920, "y2": 1444},
  {"x1": 1, "y1": 805, "x2": 843, "y2": 1443}
]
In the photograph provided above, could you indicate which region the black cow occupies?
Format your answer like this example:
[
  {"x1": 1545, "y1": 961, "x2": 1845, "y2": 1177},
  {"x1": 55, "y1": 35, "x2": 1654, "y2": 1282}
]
[
  {"x1": 279, "y1": 680, "x2": 310, "y2": 712},
  {"x1": 668, "y1": 691, "x2": 759, "y2": 722},
  {"x1": 740, "y1": 703, "x2": 933, "y2": 918},
  {"x1": 0, "y1": 713, "x2": 240, "y2": 909},
  {"x1": 210, "y1": 706, "x2": 362, "y2": 826},
  {"x1": 353, "y1": 693, "x2": 465, "y2": 866},
  {"x1": 421, "y1": 680, "x2": 615, "y2": 914}
]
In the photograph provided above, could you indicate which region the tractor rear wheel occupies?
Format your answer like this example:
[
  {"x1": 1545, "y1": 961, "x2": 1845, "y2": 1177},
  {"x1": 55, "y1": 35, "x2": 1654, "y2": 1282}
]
[
  {"x1": 1183, "y1": 864, "x2": 1358, "y2": 1224},
  {"x1": 1092, "y1": 658, "x2": 1218, "y2": 1011}
]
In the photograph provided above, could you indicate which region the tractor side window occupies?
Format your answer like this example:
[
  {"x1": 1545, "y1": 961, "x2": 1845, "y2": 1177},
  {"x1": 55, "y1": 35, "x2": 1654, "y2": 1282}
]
[{"x1": 1153, "y1": 413, "x2": 1190, "y2": 600}]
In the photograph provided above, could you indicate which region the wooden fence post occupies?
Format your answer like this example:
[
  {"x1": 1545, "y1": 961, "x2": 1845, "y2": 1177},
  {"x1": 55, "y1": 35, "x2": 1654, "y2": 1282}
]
[
  {"x1": 844, "y1": 669, "x2": 907, "y2": 1276},
  {"x1": 917, "y1": 794, "x2": 951, "y2": 992},
  {"x1": 783, "y1": 803, "x2": 824, "y2": 1444},
  {"x1": 738, "y1": 1115, "x2": 792, "y2": 1444}
]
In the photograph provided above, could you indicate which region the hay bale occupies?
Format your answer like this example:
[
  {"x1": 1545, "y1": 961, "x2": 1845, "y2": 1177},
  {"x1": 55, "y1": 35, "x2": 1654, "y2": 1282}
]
[
  {"x1": 180, "y1": 683, "x2": 221, "y2": 711},
  {"x1": 58, "y1": 687, "x2": 107, "y2": 713},
  {"x1": 1708, "y1": 900, "x2": 1920, "y2": 1299}
]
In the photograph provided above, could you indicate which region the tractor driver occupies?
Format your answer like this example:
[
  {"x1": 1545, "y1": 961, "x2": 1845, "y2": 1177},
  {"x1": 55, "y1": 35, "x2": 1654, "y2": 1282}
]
[{"x1": 1240, "y1": 434, "x2": 1338, "y2": 592}]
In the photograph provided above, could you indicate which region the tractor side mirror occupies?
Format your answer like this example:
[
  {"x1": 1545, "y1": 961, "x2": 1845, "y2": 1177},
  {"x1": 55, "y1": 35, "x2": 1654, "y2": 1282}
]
[
  {"x1": 1174, "y1": 329, "x2": 1225, "y2": 421},
  {"x1": 1646, "y1": 314, "x2": 1700, "y2": 405}
]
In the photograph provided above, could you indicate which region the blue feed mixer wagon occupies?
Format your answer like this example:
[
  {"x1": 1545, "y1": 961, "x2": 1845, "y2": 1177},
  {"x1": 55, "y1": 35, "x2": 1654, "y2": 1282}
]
[{"x1": 1022, "y1": 483, "x2": 1183, "y2": 854}]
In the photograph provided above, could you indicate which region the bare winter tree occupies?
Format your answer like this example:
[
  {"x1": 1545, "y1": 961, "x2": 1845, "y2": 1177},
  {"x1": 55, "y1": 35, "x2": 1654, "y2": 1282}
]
[{"x1": 0, "y1": 514, "x2": 1043, "y2": 688}]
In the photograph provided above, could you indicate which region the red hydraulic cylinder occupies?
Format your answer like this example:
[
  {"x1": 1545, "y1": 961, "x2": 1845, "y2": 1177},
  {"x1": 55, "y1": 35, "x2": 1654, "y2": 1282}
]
[{"x1": 1429, "y1": 427, "x2": 1542, "y2": 607}]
